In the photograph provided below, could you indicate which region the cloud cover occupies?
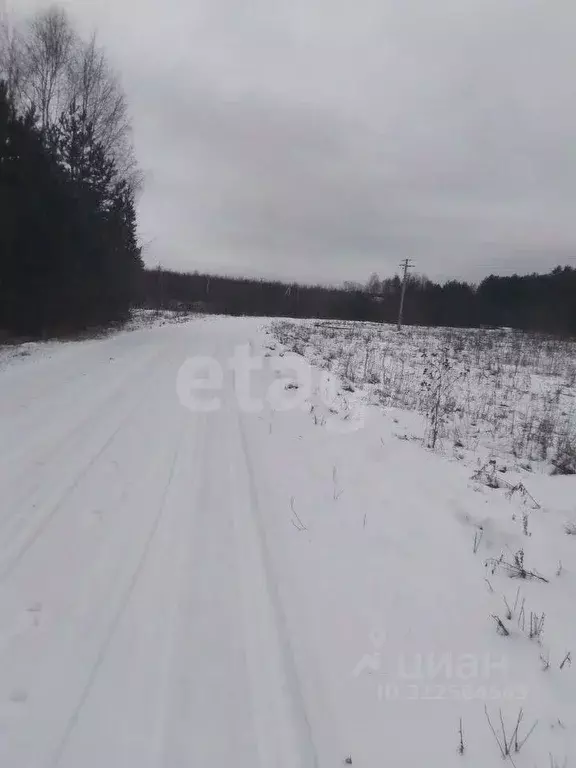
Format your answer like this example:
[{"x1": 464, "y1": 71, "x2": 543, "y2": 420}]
[{"x1": 10, "y1": 0, "x2": 576, "y2": 283}]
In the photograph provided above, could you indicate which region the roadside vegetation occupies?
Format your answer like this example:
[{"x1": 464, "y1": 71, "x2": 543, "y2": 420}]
[{"x1": 273, "y1": 320, "x2": 576, "y2": 473}]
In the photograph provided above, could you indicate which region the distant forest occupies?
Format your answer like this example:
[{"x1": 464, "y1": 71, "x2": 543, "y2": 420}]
[
  {"x1": 1, "y1": 9, "x2": 574, "y2": 339},
  {"x1": 140, "y1": 266, "x2": 576, "y2": 336}
]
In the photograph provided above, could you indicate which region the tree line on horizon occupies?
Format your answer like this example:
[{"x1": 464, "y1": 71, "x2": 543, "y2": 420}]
[
  {"x1": 0, "y1": 7, "x2": 142, "y2": 337},
  {"x1": 139, "y1": 265, "x2": 576, "y2": 336}
]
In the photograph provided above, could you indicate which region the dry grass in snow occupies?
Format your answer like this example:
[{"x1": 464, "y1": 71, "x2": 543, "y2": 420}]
[{"x1": 273, "y1": 320, "x2": 576, "y2": 475}]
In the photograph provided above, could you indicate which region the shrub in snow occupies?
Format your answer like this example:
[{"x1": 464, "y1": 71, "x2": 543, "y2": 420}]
[
  {"x1": 486, "y1": 550, "x2": 549, "y2": 583},
  {"x1": 484, "y1": 706, "x2": 538, "y2": 759},
  {"x1": 419, "y1": 347, "x2": 469, "y2": 450},
  {"x1": 551, "y1": 437, "x2": 576, "y2": 475}
]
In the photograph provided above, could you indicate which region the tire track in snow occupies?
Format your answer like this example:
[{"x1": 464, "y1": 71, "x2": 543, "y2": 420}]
[
  {"x1": 0, "y1": 344, "x2": 165, "y2": 509},
  {"x1": 0, "y1": 346, "x2": 174, "y2": 582},
  {"x1": 46, "y1": 425, "x2": 186, "y2": 768},
  {"x1": 151, "y1": 411, "x2": 210, "y2": 767},
  {"x1": 234, "y1": 407, "x2": 320, "y2": 768},
  {"x1": 157, "y1": 337, "x2": 262, "y2": 766}
]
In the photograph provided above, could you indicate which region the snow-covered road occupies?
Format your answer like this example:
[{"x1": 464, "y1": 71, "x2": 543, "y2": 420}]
[
  {"x1": 0, "y1": 319, "x2": 324, "y2": 767},
  {"x1": 1, "y1": 317, "x2": 575, "y2": 767}
]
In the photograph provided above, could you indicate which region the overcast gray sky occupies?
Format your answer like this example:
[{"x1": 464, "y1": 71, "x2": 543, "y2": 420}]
[{"x1": 11, "y1": 0, "x2": 576, "y2": 284}]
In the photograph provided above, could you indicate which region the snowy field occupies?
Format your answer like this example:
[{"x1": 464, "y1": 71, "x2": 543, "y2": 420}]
[
  {"x1": 0, "y1": 315, "x2": 575, "y2": 767},
  {"x1": 274, "y1": 319, "x2": 576, "y2": 475}
]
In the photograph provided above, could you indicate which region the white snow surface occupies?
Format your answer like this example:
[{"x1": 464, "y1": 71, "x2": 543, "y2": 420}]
[{"x1": 0, "y1": 316, "x2": 575, "y2": 767}]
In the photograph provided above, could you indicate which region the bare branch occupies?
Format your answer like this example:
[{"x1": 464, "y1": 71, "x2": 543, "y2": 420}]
[
  {"x1": 23, "y1": 6, "x2": 75, "y2": 130},
  {"x1": 0, "y1": 21, "x2": 26, "y2": 104},
  {"x1": 67, "y1": 32, "x2": 134, "y2": 176}
]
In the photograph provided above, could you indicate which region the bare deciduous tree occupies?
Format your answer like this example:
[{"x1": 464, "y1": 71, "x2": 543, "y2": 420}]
[
  {"x1": 1, "y1": 5, "x2": 139, "y2": 187},
  {"x1": 22, "y1": 6, "x2": 74, "y2": 130},
  {"x1": 67, "y1": 33, "x2": 136, "y2": 181},
  {"x1": 0, "y1": 21, "x2": 25, "y2": 104}
]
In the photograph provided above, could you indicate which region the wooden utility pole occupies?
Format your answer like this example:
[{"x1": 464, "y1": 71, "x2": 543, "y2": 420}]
[
  {"x1": 156, "y1": 264, "x2": 164, "y2": 313},
  {"x1": 397, "y1": 259, "x2": 414, "y2": 330}
]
